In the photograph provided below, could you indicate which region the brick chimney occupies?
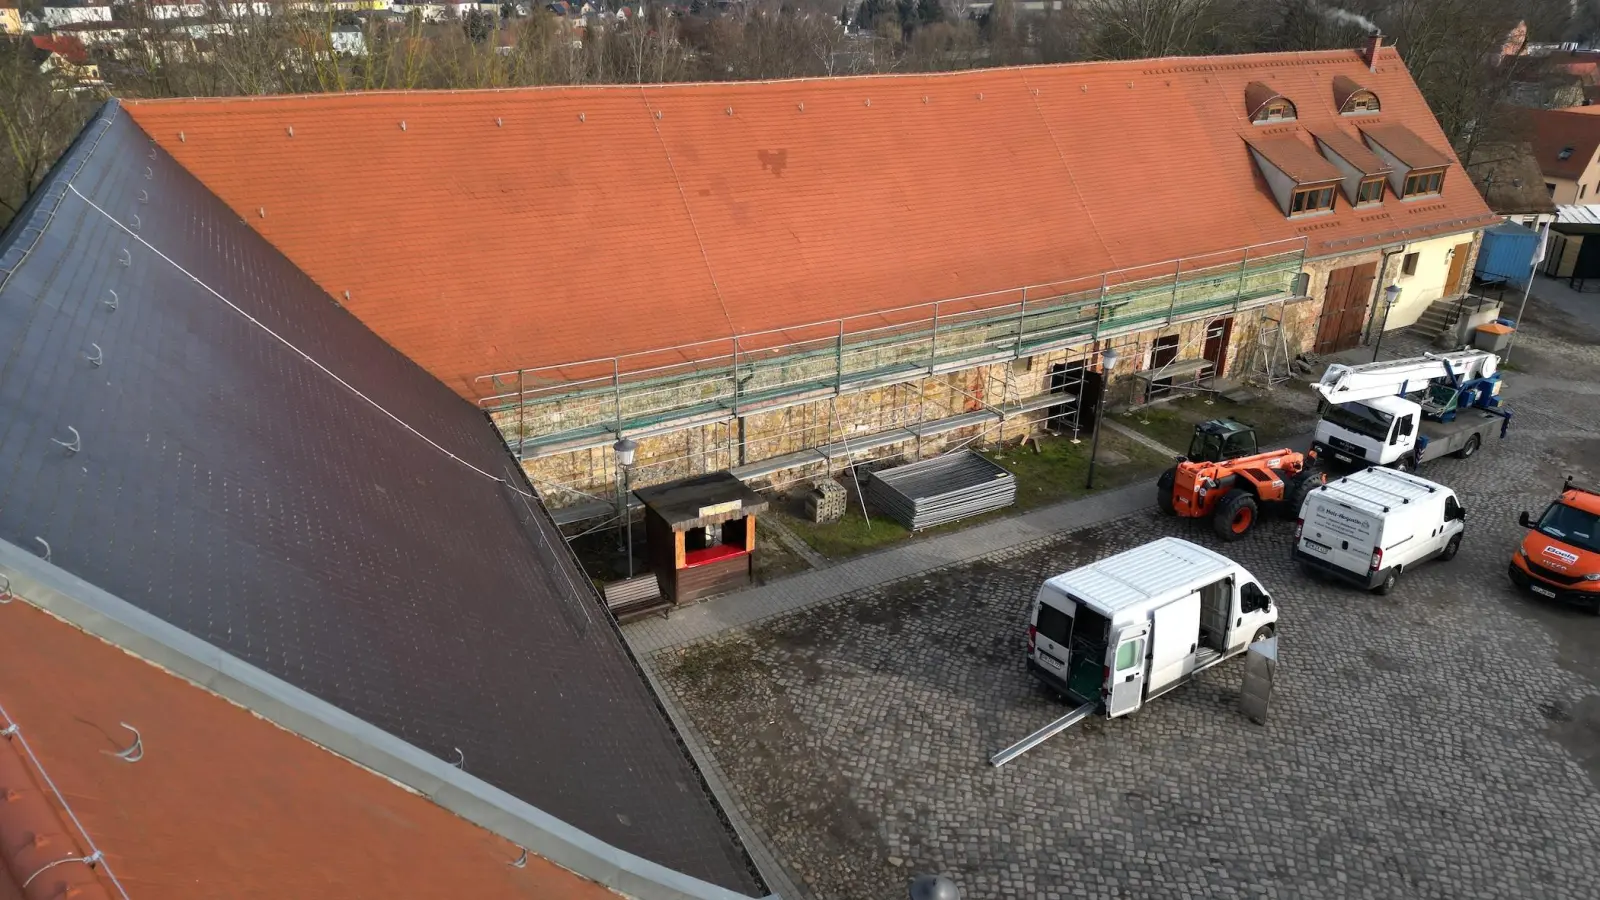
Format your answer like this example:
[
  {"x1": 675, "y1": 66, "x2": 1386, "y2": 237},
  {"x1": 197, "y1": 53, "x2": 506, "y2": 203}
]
[{"x1": 1362, "y1": 32, "x2": 1384, "y2": 72}]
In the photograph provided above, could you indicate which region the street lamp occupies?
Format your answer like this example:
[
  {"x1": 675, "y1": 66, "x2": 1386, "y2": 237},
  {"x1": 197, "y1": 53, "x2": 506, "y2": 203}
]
[
  {"x1": 1083, "y1": 345, "x2": 1120, "y2": 490},
  {"x1": 909, "y1": 875, "x2": 962, "y2": 900},
  {"x1": 613, "y1": 437, "x2": 638, "y2": 578},
  {"x1": 1372, "y1": 284, "x2": 1401, "y2": 362}
]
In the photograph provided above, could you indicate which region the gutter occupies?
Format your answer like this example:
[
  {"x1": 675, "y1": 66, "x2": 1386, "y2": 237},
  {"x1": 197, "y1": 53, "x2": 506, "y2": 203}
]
[{"x1": 1363, "y1": 244, "x2": 1408, "y2": 345}]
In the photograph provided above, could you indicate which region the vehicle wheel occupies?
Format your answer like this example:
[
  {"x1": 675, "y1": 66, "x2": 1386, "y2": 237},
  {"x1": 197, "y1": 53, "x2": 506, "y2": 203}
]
[
  {"x1": 1156, "y1": 467, "x2": 1177, "y2": 516},
  {"x1": 1374, "y1": 569, "x2": 1398, "y2": 595},
  {"x1": 1391, "y1": 455, "x2": 1415, "y2": 474},
  {"x1": 1251, "y1": 624, "x2": 1276, "y2": 644},
  {"x1": 1286, "y1": 469, "x2": 1322, "y2": 518},
  {"x1": 1439, "y1": 533, "x2": 1462, "y2": 561},
  {"x1": 1454, "y1": 434, "x2": 1481, "y2": 459},
  {"x1": 1213, "y1": 492, "x2": 1260, "y2": 542}
]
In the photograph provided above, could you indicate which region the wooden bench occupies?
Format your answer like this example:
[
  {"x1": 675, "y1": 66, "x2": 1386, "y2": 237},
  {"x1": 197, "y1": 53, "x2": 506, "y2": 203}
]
[{"x1": 602, "y1": 574, "x2": 667, "y2": 622}]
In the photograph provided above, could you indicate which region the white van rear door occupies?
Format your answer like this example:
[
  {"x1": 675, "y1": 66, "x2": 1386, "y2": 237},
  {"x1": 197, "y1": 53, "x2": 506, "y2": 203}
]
[
  {"x1": 1303, "y1": 497, "x2": 1379, "y2": 575},
  {"x1": 1105, "y1": 623, "x2": 1149, "y2": 718},
  {"x1": 1147, "y1": 593, "x2": 1201, "y2": 695}
]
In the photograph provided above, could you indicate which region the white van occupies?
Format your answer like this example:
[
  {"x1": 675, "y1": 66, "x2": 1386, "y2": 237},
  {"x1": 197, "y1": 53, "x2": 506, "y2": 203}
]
[
  {"x1": 1293, "y1": 466, "x2": 1466, "y2": 595},
  {"x1": 1026, "y1": 537, "x2": 1277, "y2": 719}
]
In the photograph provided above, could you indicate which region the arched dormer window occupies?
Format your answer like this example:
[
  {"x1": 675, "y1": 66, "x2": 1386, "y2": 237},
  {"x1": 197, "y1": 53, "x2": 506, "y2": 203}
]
[
  {"x1": 1246, "y1": 82, "x2": 1297, "y2": 124},
  {"x1": 1333, "y1": 75, "x2": 1381, "y2": 115}
]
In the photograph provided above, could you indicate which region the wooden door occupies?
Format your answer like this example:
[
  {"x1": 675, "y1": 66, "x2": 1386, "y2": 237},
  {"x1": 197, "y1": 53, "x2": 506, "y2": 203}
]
[
  {"x1": 1314, "y1": 261, "x2": 1377, "y2": 354},
  {"x1": 1147, "y1": 334, "x2": 1180, "y2": 398},
  {"x1": 1444, "y1": 241, "x2": 1472, "y2": 295},
  {"x1": 1201, "y1": 317, "x2": 1234, "y2": 379}
]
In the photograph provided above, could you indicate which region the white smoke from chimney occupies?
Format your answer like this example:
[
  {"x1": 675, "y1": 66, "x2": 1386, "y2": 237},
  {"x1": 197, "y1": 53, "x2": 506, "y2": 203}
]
[{"x1": 1316, "y1": 4, "x2": 1379, "y2": 33}]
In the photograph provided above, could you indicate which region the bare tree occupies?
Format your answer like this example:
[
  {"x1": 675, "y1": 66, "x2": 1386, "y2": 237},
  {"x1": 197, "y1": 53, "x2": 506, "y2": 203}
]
[
  {"x1": 1080, "y1": 0, "x2": 1220, "y2": 60},
  {"x1": 0, "y1": 40, "x2": 95, "y2": 227}
]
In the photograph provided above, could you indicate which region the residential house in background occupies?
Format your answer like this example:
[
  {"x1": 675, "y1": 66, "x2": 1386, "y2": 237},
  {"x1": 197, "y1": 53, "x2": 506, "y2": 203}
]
[
  {"x1": 1528, "y1": 105, "x2": 1600, "y2": 203},
  {"x1": 0, "y1": 0, "x2": 23, "y2": 36},
  {"x1": 40, "y1": 0, "x2": 112, "y2": 26},
  {"x1": 114, "y1": 35, "x2": 1495, "y2": 517},
  {"x1": 1470, "y1": 142, "x2": 1559, "y2": 231},
  {"x1": 29, "y1": 33, "x2": 103, "y2": 86}
]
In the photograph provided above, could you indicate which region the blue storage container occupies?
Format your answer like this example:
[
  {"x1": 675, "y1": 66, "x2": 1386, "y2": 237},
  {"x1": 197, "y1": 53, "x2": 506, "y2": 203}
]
[{"x1": 1475, "y1": 222, "x2": 1542, "y2": 288}]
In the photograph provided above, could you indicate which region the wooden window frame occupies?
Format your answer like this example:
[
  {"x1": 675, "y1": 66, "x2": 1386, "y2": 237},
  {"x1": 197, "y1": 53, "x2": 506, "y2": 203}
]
[
  {"x1": 1402, "y1": 167, "x2": 1446, "y2": 198},
  {"x1": 1253, "y1": 99, "x2": 1297, "y2": 124},
  {"x1": 1289, "y1": 183, "x2": 1337, "y2": 216},
  {"x1": 1343, "y1": 92, "x2": 1380, "y2": 114},
  {"x1": 1355, "y1": 177, "x2": 1386, "y2": 205}
]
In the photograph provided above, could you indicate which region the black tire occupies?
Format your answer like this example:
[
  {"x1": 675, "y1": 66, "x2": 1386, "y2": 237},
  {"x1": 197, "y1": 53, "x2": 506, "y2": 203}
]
[
  {"x1": 1391, "y1": 455, "x2": 1415, "y2": 474},
  {"x1": 1251, "y1": 624, "x2": 1276, "y2": 644},
  {"x1": 1454, "y1": 433, "x2": 1481, "y2": 459},
  {"x1": 1286, "y1": 468, "x2": 1322, "y2": 518},
  {"x1": 1213, "y1": 491, "x2": 1260, "y2": 542},
  {"x1": 1156, "y1": 467, "x2": 1177, "y2": 516},
  {"x1": 1439, "y1": 533, "x2": 1462, "y2": 561},
  {"x1": 1374, "y1": 569, "x2": 1398, "y2": 595}
]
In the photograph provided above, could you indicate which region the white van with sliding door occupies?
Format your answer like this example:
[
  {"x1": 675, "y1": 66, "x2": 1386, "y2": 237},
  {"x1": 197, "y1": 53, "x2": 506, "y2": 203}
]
[
  {"x1": 1293, "y1": 466, "x2": 1466, "y2": 595},
  {"x1": 1026, "y1": 537, "x2": 1276, "y2": 720}
]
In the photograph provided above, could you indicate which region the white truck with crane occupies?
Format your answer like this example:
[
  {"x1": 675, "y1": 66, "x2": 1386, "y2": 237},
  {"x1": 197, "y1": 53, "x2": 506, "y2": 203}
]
[{"x1": 1308, "y1": 349, "x2": 1512, "y2": 472}]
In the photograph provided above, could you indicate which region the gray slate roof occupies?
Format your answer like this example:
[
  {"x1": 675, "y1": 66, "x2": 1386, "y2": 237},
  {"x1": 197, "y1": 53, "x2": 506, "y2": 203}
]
[{"x1": 0, "y1": 101, "x2": 761, "y2": 896}]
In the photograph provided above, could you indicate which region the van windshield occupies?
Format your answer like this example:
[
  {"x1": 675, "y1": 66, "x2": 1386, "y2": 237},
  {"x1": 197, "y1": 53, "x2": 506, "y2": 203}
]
[
  {"x1": 1323, "y1": 401, "x2": 1393, "y2": 441},
  {"x1": 1537, "y1": 503, "x2": 1600, "y2": 553}
]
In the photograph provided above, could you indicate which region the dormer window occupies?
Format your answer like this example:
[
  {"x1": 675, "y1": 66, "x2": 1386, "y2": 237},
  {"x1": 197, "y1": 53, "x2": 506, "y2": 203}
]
[
  {"x1": 1345, "y1": 92, "x2": 1380, "y2": 113},
  {"x1": 1560, "y1": 146, "x2": 1575, "y2": 161},
  {"x1": 1356, "y1": 177, "x2": 1386, "y2": 205},
  {"x1": 1290, "y1": 184, "x2": 1337, "y2": 215},
  {"x1": 1257, "y1": 99, "x2": 1297, "y2": 122},
  {"x1": 1402, "y1": 168, "x2": 1446, "y2": 198},
  {"x1": 1334, "y1": 76, "x2": 1381, "y2": 115},
  {"x1": 1246, "y1": 82, "x2": 1297, "y2": 124}
]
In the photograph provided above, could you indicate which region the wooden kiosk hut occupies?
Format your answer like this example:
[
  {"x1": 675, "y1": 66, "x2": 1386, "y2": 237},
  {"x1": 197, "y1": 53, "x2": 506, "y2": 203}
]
[{"x1": 634, "y1": 472, "x2": 768, "y2": 605}]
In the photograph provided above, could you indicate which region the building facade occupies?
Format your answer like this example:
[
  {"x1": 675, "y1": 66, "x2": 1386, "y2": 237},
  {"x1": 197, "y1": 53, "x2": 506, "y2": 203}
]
[{"x1": 120, "y1": 38, "x2": 1495, "y2": 520}]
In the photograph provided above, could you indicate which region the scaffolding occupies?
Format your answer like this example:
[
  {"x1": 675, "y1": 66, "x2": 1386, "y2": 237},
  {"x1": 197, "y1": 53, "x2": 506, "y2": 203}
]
[{"x1": 478, "y1": 238, "x2": 1308, "y2": 456}]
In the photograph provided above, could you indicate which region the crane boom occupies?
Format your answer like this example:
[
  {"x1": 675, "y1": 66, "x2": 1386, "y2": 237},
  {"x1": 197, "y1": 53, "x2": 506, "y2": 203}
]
[{"x1": 1314, "y1": 350, "x2": 1499, "y2": 405}]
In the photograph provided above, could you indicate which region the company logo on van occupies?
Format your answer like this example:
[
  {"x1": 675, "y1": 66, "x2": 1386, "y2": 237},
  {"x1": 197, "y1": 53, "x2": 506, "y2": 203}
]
[{"x1": 1543, "y1": 545, "x2": 1581, "y2": 566}]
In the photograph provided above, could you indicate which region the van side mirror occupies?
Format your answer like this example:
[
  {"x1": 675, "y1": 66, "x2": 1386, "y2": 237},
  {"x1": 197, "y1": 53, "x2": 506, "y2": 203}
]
[{"x1": 1518, "y1": 511, "x2": 1532, "y2": 528}]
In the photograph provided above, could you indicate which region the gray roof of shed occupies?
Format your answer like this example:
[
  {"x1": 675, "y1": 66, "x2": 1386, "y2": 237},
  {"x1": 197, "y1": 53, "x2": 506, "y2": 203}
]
[{"x1": 0, "y1": 101, "x2": 761, "y2": 896}]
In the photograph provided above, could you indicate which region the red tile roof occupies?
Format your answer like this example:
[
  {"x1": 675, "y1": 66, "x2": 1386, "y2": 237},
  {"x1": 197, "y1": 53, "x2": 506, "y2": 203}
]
[
  {"x1": 123, "y1": 46, "x2": 1493, "y2": 397},
  {"x1": 1527, "y1": 106, "x2": 1600, "y2": 180},
  {"x1": 30, "y1": 34, "x2": 90, "y2": 65},
  {"x1": 0, "y1": 599, "x2": 618, "y2": 900},
  {"x1": 1246, "y1": 133, "x2": 1343, "y2": 183},
  {"x1": 1311, "y1": 127, "x2": 1389, "y2": 175},
  {"x1": 1330, "y1": 74, "x2": 1369, "y2": 112}
]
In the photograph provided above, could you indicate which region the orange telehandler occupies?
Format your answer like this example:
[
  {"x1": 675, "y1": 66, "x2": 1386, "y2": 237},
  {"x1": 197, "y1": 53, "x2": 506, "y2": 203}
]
[{"x1": 1155, "y1": 419, "x2": 1324, "y2": 541}]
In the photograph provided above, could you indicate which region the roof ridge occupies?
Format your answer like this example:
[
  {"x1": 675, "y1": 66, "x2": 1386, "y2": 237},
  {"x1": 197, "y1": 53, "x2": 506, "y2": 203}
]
[{"x1": 122, "y1": 49, "x2": 1375, "y2": 106}]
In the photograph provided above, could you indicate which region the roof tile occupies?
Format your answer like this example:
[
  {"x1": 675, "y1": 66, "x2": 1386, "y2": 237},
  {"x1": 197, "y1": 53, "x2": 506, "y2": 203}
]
[
  {"x1": 1359, "y1": 121, "x2": 1453, "y2": 170},
  {"x1": 123, "y1": 47, "x2": 1493, "y2": 396}
]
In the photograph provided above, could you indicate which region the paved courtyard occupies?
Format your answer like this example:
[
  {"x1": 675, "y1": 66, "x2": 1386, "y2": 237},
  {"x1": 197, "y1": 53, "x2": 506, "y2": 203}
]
[{"x1": 641, "y1": 306, "x2": 1600, "y2": 900}]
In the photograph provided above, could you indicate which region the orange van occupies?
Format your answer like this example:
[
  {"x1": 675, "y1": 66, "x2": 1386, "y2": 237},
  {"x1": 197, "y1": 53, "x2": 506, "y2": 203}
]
[{"x1": 1509, "y1": 478, "x2": 1600, "y2": 613}]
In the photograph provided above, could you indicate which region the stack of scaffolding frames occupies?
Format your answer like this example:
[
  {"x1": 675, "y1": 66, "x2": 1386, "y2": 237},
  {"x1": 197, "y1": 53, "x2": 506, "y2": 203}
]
[
  {"x1": 866, "y1": 451, "x2": 1018, "y2": 530},
  {"x1": 477, "y1": 238, "x2": 1310, "y2": 459}
]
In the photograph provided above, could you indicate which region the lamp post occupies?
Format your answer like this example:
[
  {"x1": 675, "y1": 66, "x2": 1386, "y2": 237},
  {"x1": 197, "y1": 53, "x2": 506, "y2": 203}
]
[
  {"x1": 909, "y1": 875, "x2": 962, "y2": 900},
  {"x1": 1371, "y1": 284, "x2": 1401, "y2": 362},
  {"x1": 1083, "y1": 345, "x2": 1119, "y2": 490},
  {"x1": 613, "y1": 437, "x2": 638, "y2": 578}
]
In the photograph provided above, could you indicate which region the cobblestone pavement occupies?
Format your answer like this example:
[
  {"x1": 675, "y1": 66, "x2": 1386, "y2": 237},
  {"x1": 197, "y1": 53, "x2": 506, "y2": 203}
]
[{"x1": 654, "y1": 319, "x2": 1600, "y2": 900}]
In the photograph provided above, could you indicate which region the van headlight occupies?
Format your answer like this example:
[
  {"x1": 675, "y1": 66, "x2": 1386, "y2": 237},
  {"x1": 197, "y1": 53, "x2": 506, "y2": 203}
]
[
  {"x1": 1518, "y1": 547, "x2": 1530, "y2": 561},
  {"x1": 1584, "y1": 572, "x2": 1600, "y2": 582}
]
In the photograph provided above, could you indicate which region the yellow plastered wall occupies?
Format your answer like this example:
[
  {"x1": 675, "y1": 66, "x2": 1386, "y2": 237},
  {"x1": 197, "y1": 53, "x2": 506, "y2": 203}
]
[{"x1": 1384, "y1": 231, "x2": 1483, "y2": 329}]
